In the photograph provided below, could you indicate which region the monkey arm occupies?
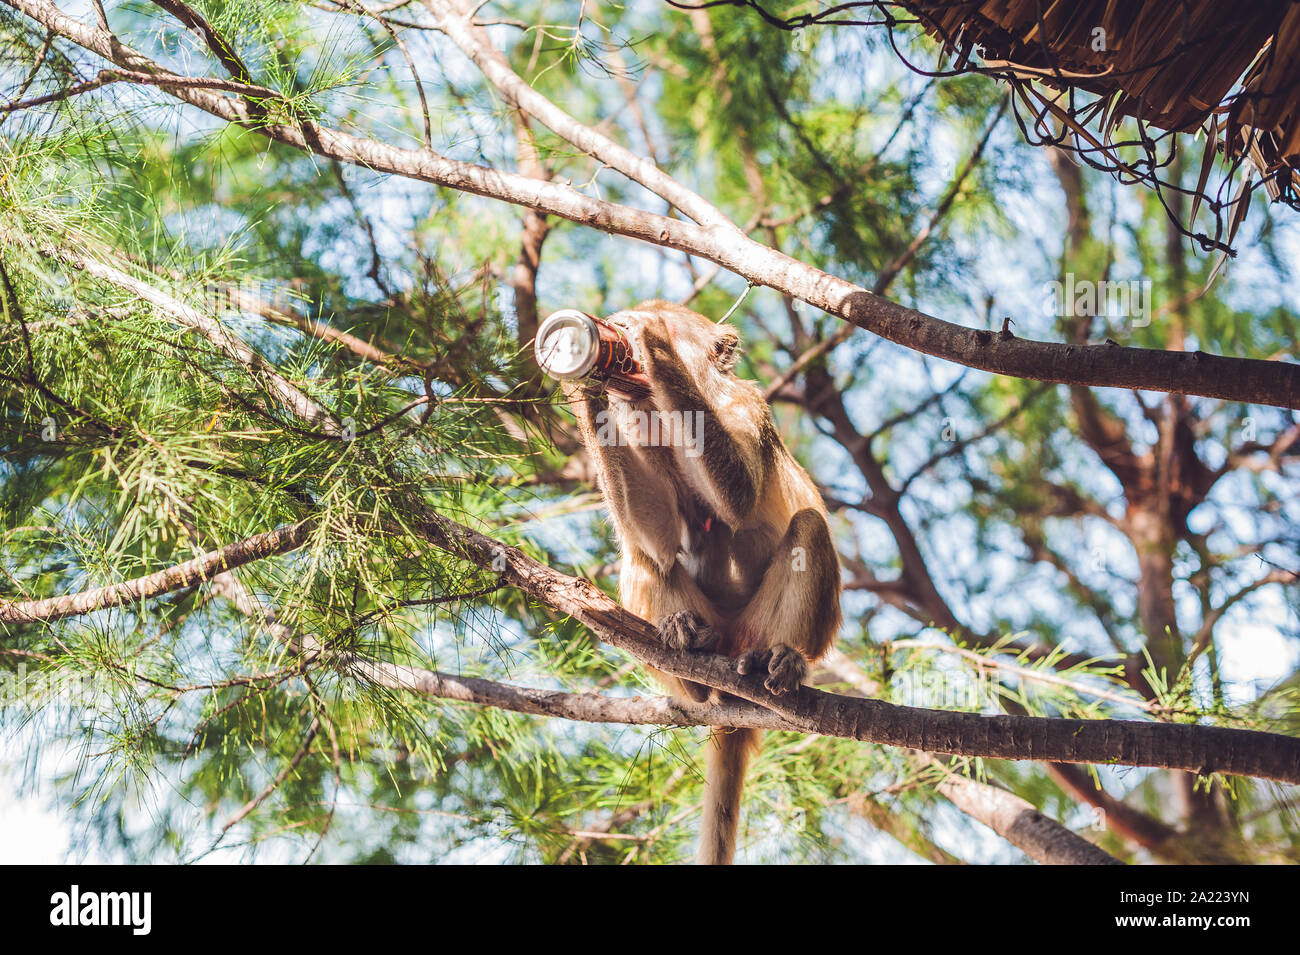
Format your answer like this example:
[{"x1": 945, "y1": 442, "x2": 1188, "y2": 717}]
[
  {"x1": 636, "y1": 322, "x2": 768, "y2": 528},
  {"x1": 562, "y1": 380, "x2": 685, "y2": 575}
]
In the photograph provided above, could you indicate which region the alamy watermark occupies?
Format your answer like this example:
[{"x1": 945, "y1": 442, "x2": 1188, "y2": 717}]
[
  {"x1": 892, "y1": 668, "x2": 988, "y2": 710},
  {"x1": 0, "y1": 663, "x2": 107, "y2": 707},
  {"x1": 1045, "y1": 274, "x2": 1153, "y2": 328},
  {"x1": 195, "y1": 276, "x2": 302, "y2": 316},
  {"x1": 592, "y1": 409, "x2": 706, "y2": 459},
  {"x1": 49, "y1": 885, "x2": 151, "y2": 935}
]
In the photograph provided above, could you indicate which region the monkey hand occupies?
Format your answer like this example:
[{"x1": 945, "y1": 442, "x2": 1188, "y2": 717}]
[
  {"x1": 634, "y1": 317, "x2": 686, "y2": 384},
  {"x1": 737, "y1": 644, "x2": 807, "y2": 696},
  {"x1": 656, "y1": 610, "x2": 719, "y2": 653}
]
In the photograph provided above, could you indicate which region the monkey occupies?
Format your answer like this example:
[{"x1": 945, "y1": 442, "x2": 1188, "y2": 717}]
[{"x1": 560, "y1": 300, "x2": 841, "y2": 865}]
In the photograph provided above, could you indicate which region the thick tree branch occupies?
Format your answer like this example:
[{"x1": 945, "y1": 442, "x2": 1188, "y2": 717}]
[
  {"x1": 819, "y1": 650, "x2": 1120, "y2": 864},
  {"x1": 209, "y1": 569, "x2": 796, "y2": 732},
  {"x1": 412, "y1": 513, "x2": 1300, "y2": 785},
  {"x1": 229, "y1": 579, "x2": 1120, "y2": 865},
  {"x1": 7, "y1": 0, "x2": 1300, "y2": 410},
  {"x1": 213, "y1": 569, "x2": 1118, "y2": 864}
]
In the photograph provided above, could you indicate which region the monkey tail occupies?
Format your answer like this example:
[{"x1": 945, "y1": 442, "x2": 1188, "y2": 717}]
[{"x1": 697, "y1": 726, "x2": 760, "y2": 865}]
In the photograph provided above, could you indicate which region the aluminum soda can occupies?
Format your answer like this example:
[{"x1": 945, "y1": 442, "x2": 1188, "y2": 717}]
[{"x1": 534, "y1": 309, "x2": 651, "y2": 399}]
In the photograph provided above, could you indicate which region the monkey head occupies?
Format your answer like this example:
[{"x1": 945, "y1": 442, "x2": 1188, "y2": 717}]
[{"x1": 605, "y1": 300, "x2": 741, "y2": 401}]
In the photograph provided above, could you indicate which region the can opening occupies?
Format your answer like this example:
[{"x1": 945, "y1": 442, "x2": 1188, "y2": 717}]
[{"x1": 535, "y1": 310, "x2": 599, "y2": 379}]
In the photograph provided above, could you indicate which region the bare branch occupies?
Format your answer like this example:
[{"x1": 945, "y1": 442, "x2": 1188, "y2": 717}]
[
  {"x1": 928, "y1": 756, "x2": 1121, "y2": 865},
  {"x1": 9, "y1": 0, "x2": 1299, "y2": 409},
  {"x1": 0, "y1": 521, "x2": 313, "y2": 624},
  {"x1": 221, "y1": 717, "x2": 321, "y2": 832},
  {"x1": 413, "y1": 513, "x2": 1300, "y2": 785},
  {"x1": 898, "y1": 382, "x2": 1051, "y2": 494},
  {"x1": 1, "y1": 66, "x2": 278, "y2": 112},
  {"x1": 1186, "y1": 567, "x2": 1300, "y2": 670},
  {"x1": 420, "y1": 0, "x2": 737, "y2": 232}
]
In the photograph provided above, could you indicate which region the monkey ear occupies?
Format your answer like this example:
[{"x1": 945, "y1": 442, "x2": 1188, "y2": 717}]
[{"x1": 712, "y1": 329, "x2": 740, "y2": 372}]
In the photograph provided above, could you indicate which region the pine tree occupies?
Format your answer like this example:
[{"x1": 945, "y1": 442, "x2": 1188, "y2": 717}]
[{"x1": 0, "y1": 0, "x2": 1297, "y2": 864}]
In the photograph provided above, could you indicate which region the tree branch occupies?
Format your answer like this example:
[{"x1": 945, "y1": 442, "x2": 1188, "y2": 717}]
[
  {"x1": 411, "y1": 513, "x2": 1300, "y2": 785},
  {"x1": 148, "y1": 0, "x2": 254, "y2": 86},
  {"x1": 419, "y1": 0, "x2": 737, "y2": 232},
  {"x1": 7, "y1": 0, "x2": 1300, "y2": 410},
  {"x1": 15, "y1": 239, "x2": 342, "y2": 435},
  {"x1": 820, "y1": 650, "x2": 1120, "y2": 864},
  {"x1": 927, "y1": 756, "x2": 1121, "y2": 865},
  {"x1": 846, "y1": 792, "x2": 967, "y2": 864},
  {"x1": 0, "y1": 520, "x2": 313, "y2": 624},
  {"x1": 13, "y1": 507, "x2": 1300, "y2": 783}
]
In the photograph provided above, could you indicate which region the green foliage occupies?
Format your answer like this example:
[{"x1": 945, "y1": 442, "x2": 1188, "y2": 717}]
[{"x1": 0, "y1": 0, "x2": 1297, "y2": 866}]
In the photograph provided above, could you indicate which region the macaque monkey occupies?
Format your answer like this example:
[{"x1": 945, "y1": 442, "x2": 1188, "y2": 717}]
[{"x1": 561, "y1": 300, "x2": 841, "y2": 865}]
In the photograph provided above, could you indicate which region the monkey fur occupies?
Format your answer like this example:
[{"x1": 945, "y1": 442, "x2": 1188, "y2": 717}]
[{"x1": 561, "y1": 300, "x2": 841, "y2": 865}]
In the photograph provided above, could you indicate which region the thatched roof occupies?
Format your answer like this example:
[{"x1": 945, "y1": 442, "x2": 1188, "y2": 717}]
[
  {"x1": 898, "y1": 1, "x2": 1300, "y2": 198},
  {"x1": 714, "y1": 0, "x2": 1300, "y2": 250}
]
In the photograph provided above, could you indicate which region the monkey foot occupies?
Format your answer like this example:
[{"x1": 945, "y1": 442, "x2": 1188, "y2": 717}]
[
  {"x1": 656, "y1": 610, "x2": 719, "y2": 652},
  {"x1": 737, "y1": 644, "x2": 807, "y2": 695}
]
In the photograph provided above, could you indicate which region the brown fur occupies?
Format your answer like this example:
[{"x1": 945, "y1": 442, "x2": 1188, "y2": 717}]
[{"x1": 562, "y1": 301, "x2": 841, "y2": 864}]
